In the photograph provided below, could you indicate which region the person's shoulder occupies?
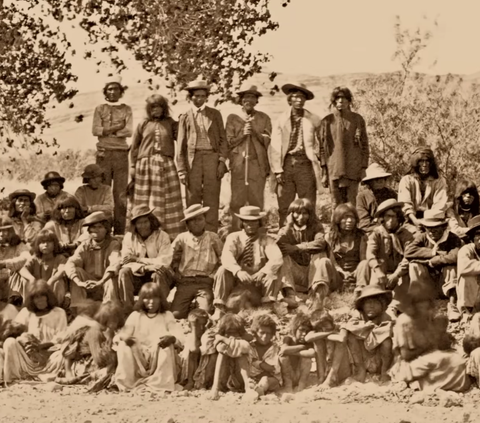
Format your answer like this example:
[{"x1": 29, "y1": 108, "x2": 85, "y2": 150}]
[
  {"x1": 205, "y1": 231, "x2": 222, "y2": 241},
  {"x1": 255, "y1": 109, "x2": 271, "y2": 120},
  {"x1": 51, "y1": 307, "x2": 67, "y2": 318},
  {"x1": 304, "y1": 109, "x2": 321, "y2": 124}
]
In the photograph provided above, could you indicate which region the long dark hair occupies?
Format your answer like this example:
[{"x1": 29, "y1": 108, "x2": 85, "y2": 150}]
[
  {"x1": 146, "y1": 94, "x2": 171, "y2": 119},
  {"x1": 32, "y1": 229, "x2": 62, "y2": 258},
  {"x1": 8, "y1": 196, "x2": 37, "y2": 219},
  {"x1": 329, "y1": 203, "x2": 363, "y2": 249},
  {"x1": 455, "y1": 179, "x2": 480, "y2": 217},
  {"x1": 133, "y1": 282, "x2": 169, "y2": 314},
  {"x1": 24, "y1": 280, "x2": 58, "y2": 313},
  {"x1": 51, "y1": 196, "x2": 84, "y2": 224},
  {"x1": 286, "y1": 198, "x2": 320, "y2": 228},
  {"x1": 407, "y1": 147, "x2": 440, "y2": 179}
]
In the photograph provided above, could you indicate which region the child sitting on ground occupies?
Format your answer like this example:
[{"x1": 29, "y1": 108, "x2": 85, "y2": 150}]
[
  {"x1": 249, "y1": 314, "x2": 281, "y2": 396},
  {"x1": 338, "y1": 285, "x2": 394, "y2": 383},
  {"x1": 210, "y1": 313, "x2": 254, "y2": 400},
  {"x1": 304, "y1": 309, "x2": 351, "y2": 387},
  {"x1": 279, "y1": 312, "x2": 315, "y2": 392},
  {"x1": 180, "y1": 308, "x2": 211, "y2": 390}
]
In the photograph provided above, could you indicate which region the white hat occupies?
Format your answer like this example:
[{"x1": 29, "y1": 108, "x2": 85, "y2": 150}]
[{"x1": 105, "y1": 75, "x2": 123, "y2": 87}]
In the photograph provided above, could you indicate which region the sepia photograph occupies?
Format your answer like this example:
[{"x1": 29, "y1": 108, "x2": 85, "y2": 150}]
[{"x1": 0, "y1": 0, "x2": 479, "y2": 422}]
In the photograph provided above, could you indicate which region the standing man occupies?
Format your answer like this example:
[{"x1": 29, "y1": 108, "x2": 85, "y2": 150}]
[
  {"x1": 92, "y1": 75, "x2": 133, "y2": 235},
  {"x1": 268, "y1": 82, "x2": 322, "y2": 226},
  {"x1": 226, "y1": 84, "x2": 272, "y2": 230},
  {"x1": 177, "y1": 77, "x2": 228, "y2": 233},
  {"x1": 319, "y1": 87, "x2": 369, "y2": 211}
]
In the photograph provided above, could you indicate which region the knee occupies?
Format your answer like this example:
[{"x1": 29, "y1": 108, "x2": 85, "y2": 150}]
[
  {"x1": 172, "y1": 309, "x2": 187, "y2": 320},
  {"x1": 379, "y1": 338, "x2": 393, "y2": 354},
  {"x1": 119, "y1": 267, "x2": 133, "y2": 278},
  {"x1": 3, "y1": 337, "x2": 17, "y2": 352}
]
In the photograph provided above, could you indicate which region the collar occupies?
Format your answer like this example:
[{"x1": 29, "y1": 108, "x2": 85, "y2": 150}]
[
  {"x1": 193, "y1": 105, "x2": 206, "y2": 113},
  {"x1": 87, "y1": 237, "x2": 109, "y2": 250},
  {"x1": 293, "y1": 223, "x2": 307, "y2": 232},
  {"x1": 242, "y1": 108, "x2": 256, "y2": 119},
  {"x1": 291, "y1": 107, "x2": 305, "y2": 118},
  {"x1": 190, "y1": 230, "x2": 206, "y2": 243},
  {"x1": 426, "y1": 228, "x2": 450, "y2": 248}
]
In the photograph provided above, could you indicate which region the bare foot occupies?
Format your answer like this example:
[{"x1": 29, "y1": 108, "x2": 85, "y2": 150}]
[
  {"x1": 184, "y1": 381, "x2": 194, "y2": 391},
  {"x1": 209, "y1": 390, "x2": 220, "y2": 401},
  {"x1": 353, "y1": 367, "x2": 367, "y2": 383},
  {"x1": 379, "y1": 373, "x2": 391, "y2": 383}
]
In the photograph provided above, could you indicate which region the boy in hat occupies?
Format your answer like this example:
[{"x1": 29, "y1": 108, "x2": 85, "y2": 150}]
[
  {"x1": 367, "y1": 199, "x2": 413, "y2": 316},
  {"x1": 318, "y1": 87, "x2": 369, "y2": 211},
  {"x1": 268, "y1": 82, "x2": 322, "y2": 226},
  {"x1": 212, "y1": 206, "x2": 283, "y2": 320},
  {"x1": 226, "y1": 85, "x2": 272, "y2": 229},
  {"x1": 65, "y1": 211, "x2": 122, "y2": 308},
  {"x1": 171, "y1": 204, "x2": 223, "y2": 319},
  {"x1": 35, "y1": 171, "x2": 73, "y2": 222},
  {"x1": 92, "y1": 75, "x2": 133, "y2": 235},
  {"x1": 119, "y1": 206, "x2": 174, "y2": 309},
  {"x1": 404, "y1": 210, "x2": 463, "y2": 321},
  {"x1": 74, "y1": 164, "x2": 114, "y2": 220},
  {"x1": 356, "y1": 163, "x2": 397, "y2": 233},
  {"x1": 457, "y1": 215, "x2": 480, "y2": 317},
  {"x1": 177, "y1": 77, "x2": 228, "y2": 232}
]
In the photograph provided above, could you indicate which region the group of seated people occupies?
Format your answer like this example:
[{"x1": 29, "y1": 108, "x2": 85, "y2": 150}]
[{"x1": 0, "y1": 146, "x2": 480, "y2": 397}]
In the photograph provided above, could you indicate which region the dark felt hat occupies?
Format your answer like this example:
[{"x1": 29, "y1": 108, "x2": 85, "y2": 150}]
[
  {"x1": 354, "y1": 285, "x2": 393, "y2": 311},
  {"x1": 8, "y1": 189, "x2": 36, "y2": 202},
  {"x1": 41, "y1": 171, "x2": 65, "y2": 188}
]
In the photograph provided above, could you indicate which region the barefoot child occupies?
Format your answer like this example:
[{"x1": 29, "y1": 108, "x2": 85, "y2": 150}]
[
  {"x1": 339, "y1": 285, "x2": 394, "y2": 383},
  {"x1": 180, "y1": 308, "x2": 211, "y2": 390},
  {"x1": 279, "y1": 312, "x2": 315, "y2": 392},
  {"x1": 210, "y1": 313, "x2": 254, "y2": 400},
  {"x1": 249, "y1": 314, "x2": 281, "y2": 396}
]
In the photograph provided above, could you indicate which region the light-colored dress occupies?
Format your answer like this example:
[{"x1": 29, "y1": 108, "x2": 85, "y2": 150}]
[
  {"x1": 114, "y1": 310, "x2": 184, "y2": 391},
  {"x1": 2, "y1": 307, "x2": 67, "y2": 383}
]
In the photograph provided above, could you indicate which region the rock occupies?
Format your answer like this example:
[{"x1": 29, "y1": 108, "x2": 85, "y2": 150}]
[
  {"x1": 409, "y1": 392, "x2": 425, "y2": 405},
  {"x1": 242, "y1": 390, "x2": 259, "y2": 403},
  {"x1": 44, "y1": 382, "x2": 63, "y2": 393},
  {"x1": 163, "y1": 418, "x2": 175, "y2": 423},
  {"x1": 281, "y1": 393, "x2": 294, "y2": 403}
]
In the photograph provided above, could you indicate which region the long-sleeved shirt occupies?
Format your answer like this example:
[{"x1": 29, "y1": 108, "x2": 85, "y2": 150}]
[
  {"x1": 23, "y1": 254, "x2": 67, "y2": 280},
  {"x1": 121, "y1": 229, "x2": 172, "y2": 275},
  {"x1": 74, "y1": 185, "x2": 114, "y2": 217},
  {"x1": 34, "y1": 191, "x2": 73, "y2": 223},
  {"x1": 92, "y1": 103, "x2": 133, "y2": 150},
  {"x1": 366, "y1": 225, "x2": 413, "y2": 277},
  {"x1": 130, "y1": 118, "x2": 178, "y2": 164},
  {"x1": 221, "y1": 230, "x2": 283, "y2": 277},
  {"x1": 44, "y1": 220, "x2": 87, "y2": 248},
  {"x1": 277, "y1": 221, "x2": 326, "y2": 267},
  {"x1": 226, "y1": 109, "x2": 272, "y2": 177},
  {"x1": 404, "y1": 230, "x2": 462, "y2": 267},
  {"x1": 171, "y1": 231, "x2": 222, "y2": 278},
  {"x1": 11, "y1": 217, "x2": 43, "y2": 244},
  {"x1": 0, "y1": 243, "x2": 30, "y2": 281},
  {"x1": 65, "y1": 236, "x2": 121, "y2": 281},
  {"x1": 398, "y1": 174, "x2": 448, "y2": 218},
  {"x1": 457, "y1": 243, "x2": 480, "y2": 277},
  {"x1": 356, "y1": 186, "x2": 397, "y2": 233}
]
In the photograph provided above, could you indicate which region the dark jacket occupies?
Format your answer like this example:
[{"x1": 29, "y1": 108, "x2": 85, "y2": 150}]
[{"x1": 356, "y1": 185, "x2": 397, "y2": 233}]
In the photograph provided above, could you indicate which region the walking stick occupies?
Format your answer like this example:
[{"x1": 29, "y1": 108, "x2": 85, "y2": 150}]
[{"x1": 244, "y1": 114, "x2": 253, "y2": 206}]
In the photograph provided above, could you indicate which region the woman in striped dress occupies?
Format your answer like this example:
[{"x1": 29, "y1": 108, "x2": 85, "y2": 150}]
[{"x1": 130, "y1": 94, "x2": 185, "y2": 240}]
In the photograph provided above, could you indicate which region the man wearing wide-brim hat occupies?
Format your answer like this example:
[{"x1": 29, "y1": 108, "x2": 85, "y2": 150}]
[
  {"x1": 404, "y1": 209, "x2": 463, "y2": 322},
  {"x1": 65, "y1": 211, "x2": 123, "y2": 307},
  {"x1": 267, "y1": 82, "x2": 322, "y2": 226},
  {"x1": 119, "y1": 205, "x2": 175, "y2": 309},
  {"x1": 35, "y1": 171, "x2": 74, "y2": 223},
  {"x1": 225, "y1": 84, "x2": 272, "y2": 229},
  {"x1": 212, "y1": 206, "x2": 283, "y2": 320},
  {"x1": 92, "y1": 74, "x2": 133, "y2": 236},
  {"x1": 456, "y1": 215, "x2": 480, "y2": 317},
  {"x1": 170, "y1": 204, "x2": 223, "y2": 319},
  {"x1": 177, "y1": 77, "x2": 228, "y2": 232},
  {"x1": 366, "y1": 199, "x2": 413, "y2": 317},
  {"x1": 357, "y1": 163, "x2": 397, "y2": 233},
  {"x1": 74, "y1": 163, "x2": 114, "y2": 219},
  {"x1": 319, "y1": 86, "x2": 369, "y2": 211}
]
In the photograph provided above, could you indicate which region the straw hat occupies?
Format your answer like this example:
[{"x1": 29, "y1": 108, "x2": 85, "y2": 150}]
[
  {"x1": 8, "y1": 189, "x2": 36, "y2": 202},
  {"x1": 130, "y1": 205, "x2": 155, "y2": 222},
  {"x1": 362, "y1": 163, "x2": 392, "y2": 182},
  {"x1": 234, "y1": 206, "x2": 266, "y2": 221},
  {"x1": 237, "y1": 84, "x2": 263, "y2": 98},
  {"x1": 181, "y1": 204, "x2": 210, "y2": 222},
  {"x1": 83, "y1": 211, "x2": 109, "y2": 227},
  {"x1": 419, "y1": 210, "x2": 448, "y2": 228},
  {"x1": 41, "y1": 171, "x2": 65, "y2": 188},
  {"x1": 281, "y1": 82, "x2": 314, "y2": 100},
  {"x1": 185, "y1": 77, "x2": 211, "y2": 93},
  {"x1": 354, "y1": 285, "x2": 393, "y2": 311},
  {"x1": 374, "y1": 199, "x2": 404, "y2": 218}
]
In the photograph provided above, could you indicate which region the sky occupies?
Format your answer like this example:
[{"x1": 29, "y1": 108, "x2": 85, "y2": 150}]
[{"x1": 21, "y1": 0, "x2": 480, "y2": 90}]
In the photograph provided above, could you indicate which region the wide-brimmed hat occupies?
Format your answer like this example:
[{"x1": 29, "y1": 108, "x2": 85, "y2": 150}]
[
  {"x1": 466, "y1": 215, "x2": 480, "y2": 237},
  {"x1": 8, "y1": 189, "x2": 36, "y2": 202},
  {"x1": 374, "y1": 199, "x2": 404, "y2": 218},
  {"x1": 419, "y1": 209, "x2": 447, "y2": 228},
  {"x1": 185, "y1": 77, "x2": 211, "y2": 94},
  {"x1": 281, "y1": 82, "x2": 314, "y2": 100},
  {"x1": 237, "y1": 84, "x2": 263, "y2": 98},
  {"x1": 130, "y1": 205, "x2": 155, "y2": 222},
  {"x1": 104, "y1": 75, "x2": 123, "y2": 88},
  {"x1": 354, "y1": 285, "x2": 393, "y2": 311},
  {"x1": 234, "y1": 205, "x2": 266, "y2": 221},
  {"x1": 83, "y1": 211, "x2": 109, "y2": 227},
  {"x1": 82, "y1": 164, "x2": 104, "y2": 179},
  {"x1": 181, "y1": 204, "x2": 210, "y2": 222},
  {"x1": 41, "y1": 171, "x2": 65, "y2": 188},
  {"x1": 362, "y1": 163, "x2": 391, "y2": 182}
]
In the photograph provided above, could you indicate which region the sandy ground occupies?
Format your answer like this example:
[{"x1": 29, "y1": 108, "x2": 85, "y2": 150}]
[{"x1": 1, "y1": 380, "x2": 479, "y2": 423}]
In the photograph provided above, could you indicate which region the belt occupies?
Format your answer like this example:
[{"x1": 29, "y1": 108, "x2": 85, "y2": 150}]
[{"x1": 179, "y1": 275, "x2": 213, "y2": 283}]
